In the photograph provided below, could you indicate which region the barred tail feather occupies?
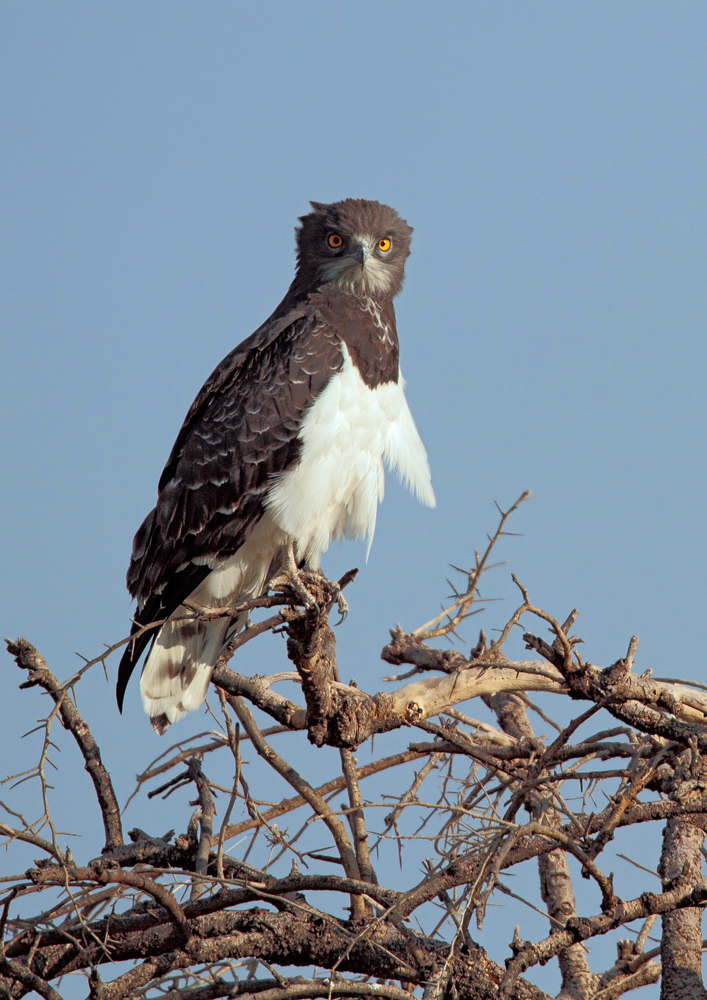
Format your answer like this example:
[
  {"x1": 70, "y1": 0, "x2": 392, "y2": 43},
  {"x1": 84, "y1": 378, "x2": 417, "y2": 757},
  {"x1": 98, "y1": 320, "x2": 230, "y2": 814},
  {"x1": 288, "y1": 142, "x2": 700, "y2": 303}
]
[
  {"x1": 139, "y1": 616, "x2": 233, "y2": 734},
  {"x1": 129, "y1": 517, "x2": 287, "y2": 733}
]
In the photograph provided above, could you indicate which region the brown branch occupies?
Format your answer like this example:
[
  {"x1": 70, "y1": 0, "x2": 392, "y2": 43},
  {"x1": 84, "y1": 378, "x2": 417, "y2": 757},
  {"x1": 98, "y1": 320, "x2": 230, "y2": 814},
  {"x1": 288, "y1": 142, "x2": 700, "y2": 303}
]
[
  {"x1": 0, "y1": 949, "x2": 65, "y2": 1000},
  {"x1": 4, "y1": 905, "x2": 435, "y2": 991},
  {"x1": 411, "y1": 489, "x2": 533, "y2": 641},
  {"x1": 285, "y1": 598, "x2": 337, "y2": 745},
  {"x1": 211, "y1": 662, "x2": 305, "y2": 730},
  {"x1": 5, "y1": 638, "x2": 123, "y2": 852},
  {"x1": 391, "y1": 786, "x2": 707, "y2": 923},
  {"x1": 26, "y1": 862, "x2": 192, "y2": 944},
  {"x1": 217, "y1": 748, "x2": 430, "y2": 844},
  {"x1": 12, "y1": 506, "x2": 707, "y2": 1000},
  {"x1": 523, "y1": 625, "x2": 707, "y2": 744},
  {"x1": 215, "y1": 609, "x2": 707, "y2": 755},
  {"x1": 0, "y1": 823, "x2": 64, "y2": 863},
  {"x1": 538, "y1": 844, "x2": 599, "y2": 1000},
  {"x1": 226, "y1": 697, "x2": 366, "y2": 918},
  {"x1": 500, "y1": 875, "x2": 707, "y2": 993},
  {"x1": 592, "y1": 960, "x2": 661, "y2": 1000},
  {"x1": 187, "y1": 758, "x2": 216, "y2": 902},
  {"x1": 595, "y1": 935, "x2": 661, "y2": 1000},
  {"x1": 156, "y1": 981, "x2": 418, "y2": 1000},
  {"x1": 339, "y1": 749, "x2": 376, "y2": 886},
  {"x1": 483, "y1": 690, "x2": 599, "y2": 999},
  {"x1": 658, "y1": 753, "x2": 707, "y2": 1000},
  {"x1": 90, "y1": 951, "x2": 178, "y2": 1000},
  {"x1": 6, "y1": 870, "x2": 405, "y2": 969},
  {"x1": 215, "y1": 693, "x2": 241, "y2": 880}
]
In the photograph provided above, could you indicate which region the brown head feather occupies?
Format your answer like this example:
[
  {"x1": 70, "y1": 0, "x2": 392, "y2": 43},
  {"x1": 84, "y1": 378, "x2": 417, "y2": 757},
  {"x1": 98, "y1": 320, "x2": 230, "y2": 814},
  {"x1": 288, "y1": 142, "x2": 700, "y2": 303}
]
[{"x1": 290, "y1": 198, "x2": 413, "y2": 301}]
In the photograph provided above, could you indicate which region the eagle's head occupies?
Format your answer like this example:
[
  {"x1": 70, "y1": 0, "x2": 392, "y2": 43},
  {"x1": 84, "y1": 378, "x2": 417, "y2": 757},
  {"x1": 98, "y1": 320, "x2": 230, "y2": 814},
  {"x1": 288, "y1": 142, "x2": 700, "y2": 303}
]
[{"x1": 295, "y1": 198, "x2": 413, "y2": 300}]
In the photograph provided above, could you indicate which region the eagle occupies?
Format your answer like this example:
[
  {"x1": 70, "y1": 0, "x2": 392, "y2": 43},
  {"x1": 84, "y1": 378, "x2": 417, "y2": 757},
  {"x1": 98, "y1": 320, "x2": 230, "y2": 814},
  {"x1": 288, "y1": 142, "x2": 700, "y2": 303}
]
[{"x1": 116, "y1": 198, "x2": 435, "y2": 733}]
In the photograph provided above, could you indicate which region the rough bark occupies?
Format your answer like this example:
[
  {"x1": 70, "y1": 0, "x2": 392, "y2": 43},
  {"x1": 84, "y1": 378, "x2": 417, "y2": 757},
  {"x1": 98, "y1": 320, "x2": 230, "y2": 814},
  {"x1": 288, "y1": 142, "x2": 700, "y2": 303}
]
[{"x1": 658, "y1": 753, "x2": 707, "y2": 1000}]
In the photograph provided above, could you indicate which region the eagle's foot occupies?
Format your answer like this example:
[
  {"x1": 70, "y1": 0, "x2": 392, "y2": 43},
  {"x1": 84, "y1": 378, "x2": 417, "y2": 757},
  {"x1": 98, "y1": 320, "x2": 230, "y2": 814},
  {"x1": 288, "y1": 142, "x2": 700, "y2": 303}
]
[
  {"x1": 290, "y1": 573, "x2": 321, "y2": 616},
  {"x1": 273, "y1": 551, "x2": 356, "y2": 623},
  {"x1": 272, "y1": 544, "x2": 321, "y2": 615},
  {"x1": 308, "y1": 569, "x2": 350, "y2": 624},
  {"x1": 331, "y1": 585, "x2": 349, "y2": 625}
]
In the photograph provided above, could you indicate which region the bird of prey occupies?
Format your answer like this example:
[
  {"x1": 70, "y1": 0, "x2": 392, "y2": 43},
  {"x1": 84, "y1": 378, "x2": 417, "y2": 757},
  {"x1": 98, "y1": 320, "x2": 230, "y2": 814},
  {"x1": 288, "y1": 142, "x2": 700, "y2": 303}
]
[{"x1": 116, "y1": 198, "x2": 435, "y2": 733}]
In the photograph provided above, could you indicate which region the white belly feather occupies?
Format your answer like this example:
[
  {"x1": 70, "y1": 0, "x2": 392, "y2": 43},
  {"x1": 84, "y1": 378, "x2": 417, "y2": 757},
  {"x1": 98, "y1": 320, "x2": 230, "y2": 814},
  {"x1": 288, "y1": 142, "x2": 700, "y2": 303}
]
[
  {"x1": 266, "y1": 344, "x2": 435, "y2": 566},
  {"x1": 140, "y1": 344, "x2": 434, "y2": 730}
]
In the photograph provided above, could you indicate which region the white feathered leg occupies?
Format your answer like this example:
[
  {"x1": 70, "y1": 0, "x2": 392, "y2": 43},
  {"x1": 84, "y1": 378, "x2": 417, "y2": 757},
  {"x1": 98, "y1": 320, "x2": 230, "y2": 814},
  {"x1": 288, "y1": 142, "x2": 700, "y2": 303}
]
[{"x1": 139, "y1": 514, "x2": 288, "y2": 734}]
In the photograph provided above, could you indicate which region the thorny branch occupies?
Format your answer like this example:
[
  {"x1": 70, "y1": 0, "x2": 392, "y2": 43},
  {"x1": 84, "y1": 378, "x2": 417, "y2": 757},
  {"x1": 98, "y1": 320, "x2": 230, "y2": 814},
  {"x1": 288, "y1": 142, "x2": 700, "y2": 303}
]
[
  {"x1": 3, "y1": 492, "x2": 706, "y2": 999},
  {"x1": 4, "y1": 638, "x2": 123, "y2": 853}
]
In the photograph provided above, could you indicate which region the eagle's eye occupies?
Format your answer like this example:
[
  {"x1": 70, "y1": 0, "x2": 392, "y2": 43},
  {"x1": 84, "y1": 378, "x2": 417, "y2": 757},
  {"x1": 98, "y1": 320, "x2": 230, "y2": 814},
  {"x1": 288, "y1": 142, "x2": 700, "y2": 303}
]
[
  {"x1": 377, "y1": 237, "x2": 392, "y2": 252},
  {"x1": 327, "y1": 233, "x2": 343, "y2": 249}
]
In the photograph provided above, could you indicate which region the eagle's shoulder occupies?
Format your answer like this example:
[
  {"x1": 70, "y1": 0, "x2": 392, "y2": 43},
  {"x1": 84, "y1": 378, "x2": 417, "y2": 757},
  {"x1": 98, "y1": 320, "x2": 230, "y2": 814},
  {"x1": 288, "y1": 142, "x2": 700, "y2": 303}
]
[{"x1": 158, "y1": 303, "x2": 309, "y2": 491}]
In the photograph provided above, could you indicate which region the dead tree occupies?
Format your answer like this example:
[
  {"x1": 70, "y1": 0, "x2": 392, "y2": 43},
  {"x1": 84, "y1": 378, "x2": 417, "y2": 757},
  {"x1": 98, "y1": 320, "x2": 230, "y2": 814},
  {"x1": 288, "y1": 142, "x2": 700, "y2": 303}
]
[{"x1": 3, "y1": 492, "x2": 706, "y2": 1000}]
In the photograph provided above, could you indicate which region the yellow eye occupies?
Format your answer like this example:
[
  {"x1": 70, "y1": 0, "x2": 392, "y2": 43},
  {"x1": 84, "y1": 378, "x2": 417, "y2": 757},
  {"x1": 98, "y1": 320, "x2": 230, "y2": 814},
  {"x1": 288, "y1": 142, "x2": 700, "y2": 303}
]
[
  {"x1": 327, "y1": 233, "x2": 343, "y2": 248},
  {"x1": 377, "y1": 237, "x2": 391, "y2": 252}
]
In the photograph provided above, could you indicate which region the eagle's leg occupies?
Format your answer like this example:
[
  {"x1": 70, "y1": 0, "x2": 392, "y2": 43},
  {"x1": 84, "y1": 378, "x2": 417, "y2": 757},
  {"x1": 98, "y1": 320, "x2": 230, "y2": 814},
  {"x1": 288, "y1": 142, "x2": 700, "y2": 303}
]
[
  {"x1": 272, "y1": 542, "x2": 321, "y2": 614},
  {"x1": 272, "y1": 545, "x2": 350, "y2": 623}
]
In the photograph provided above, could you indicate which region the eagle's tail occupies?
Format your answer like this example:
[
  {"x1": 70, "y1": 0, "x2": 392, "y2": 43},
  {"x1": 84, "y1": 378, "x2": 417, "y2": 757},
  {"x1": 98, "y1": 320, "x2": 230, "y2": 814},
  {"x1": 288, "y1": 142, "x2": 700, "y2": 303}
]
[
  {"x1": 119, "y1": 515, "x2": 289, "y2": 733},
  {"x1": 139, "y1": 612, "x2": 245, "y2": 735}
]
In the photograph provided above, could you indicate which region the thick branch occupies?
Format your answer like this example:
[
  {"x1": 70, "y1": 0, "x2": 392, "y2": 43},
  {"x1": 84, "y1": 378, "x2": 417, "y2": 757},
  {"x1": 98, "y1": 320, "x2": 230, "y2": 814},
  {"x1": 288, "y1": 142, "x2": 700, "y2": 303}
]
[{"x1": 658, "y1": 755, "x2": 707, "y2": 1000}]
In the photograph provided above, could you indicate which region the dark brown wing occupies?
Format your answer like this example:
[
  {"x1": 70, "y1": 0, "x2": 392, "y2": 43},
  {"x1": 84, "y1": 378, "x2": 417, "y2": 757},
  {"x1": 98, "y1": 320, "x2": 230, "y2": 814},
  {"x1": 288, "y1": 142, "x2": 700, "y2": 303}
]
[{"x1": 116, "y1": 301, "x2": 344, "y2": 710}]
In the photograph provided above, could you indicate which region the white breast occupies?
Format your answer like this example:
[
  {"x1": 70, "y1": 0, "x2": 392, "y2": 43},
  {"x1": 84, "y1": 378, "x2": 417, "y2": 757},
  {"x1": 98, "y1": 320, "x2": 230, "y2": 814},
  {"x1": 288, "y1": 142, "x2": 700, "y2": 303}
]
[{"x1": 266, "y1": 344, "x2": 435, "y2": 567}]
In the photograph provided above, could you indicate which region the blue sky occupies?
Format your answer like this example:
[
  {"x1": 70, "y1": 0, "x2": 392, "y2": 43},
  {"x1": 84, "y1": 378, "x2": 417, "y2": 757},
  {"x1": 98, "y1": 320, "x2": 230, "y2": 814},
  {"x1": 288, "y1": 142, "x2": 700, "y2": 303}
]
[{"x1": 2, "y1": 4, "x2": 706, "y2": 993}]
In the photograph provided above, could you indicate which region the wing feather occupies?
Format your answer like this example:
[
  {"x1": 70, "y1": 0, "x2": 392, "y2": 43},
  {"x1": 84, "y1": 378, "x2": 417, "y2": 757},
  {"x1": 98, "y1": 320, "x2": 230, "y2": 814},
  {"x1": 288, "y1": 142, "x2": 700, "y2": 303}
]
[{"x1": 116, "y1": 302, "x2": 344, "y2": 709}]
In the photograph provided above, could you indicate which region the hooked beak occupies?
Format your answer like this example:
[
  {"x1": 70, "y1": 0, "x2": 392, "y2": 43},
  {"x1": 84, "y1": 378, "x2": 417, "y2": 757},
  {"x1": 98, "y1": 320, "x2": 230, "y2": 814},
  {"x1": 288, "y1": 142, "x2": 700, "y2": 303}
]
[{"x1": 353, "y1": 241, "x2": 371, "y2": 267}]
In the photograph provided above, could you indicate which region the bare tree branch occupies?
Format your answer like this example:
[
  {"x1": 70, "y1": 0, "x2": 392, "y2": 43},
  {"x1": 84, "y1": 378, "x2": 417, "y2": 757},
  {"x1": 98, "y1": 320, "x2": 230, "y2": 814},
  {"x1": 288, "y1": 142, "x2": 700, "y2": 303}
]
[
  {"x1": 5, "y1": 638, "x2": 123, "y2": 852},
  {"x1": 6, "y1": 498, "x2": 707, "y2": 999}
]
